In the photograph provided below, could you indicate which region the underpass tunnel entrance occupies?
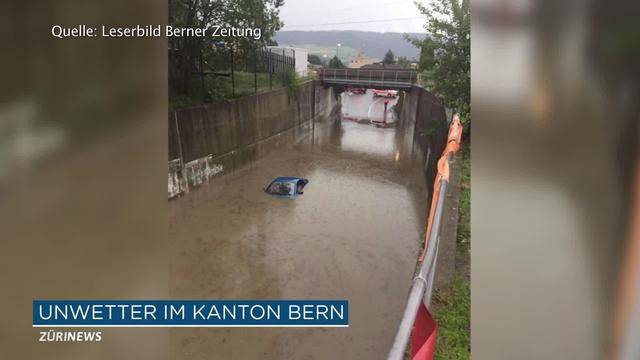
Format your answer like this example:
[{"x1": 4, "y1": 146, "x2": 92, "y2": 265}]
[{"x1": 340, "y1": 87, "x2": 404, "y2": 125}]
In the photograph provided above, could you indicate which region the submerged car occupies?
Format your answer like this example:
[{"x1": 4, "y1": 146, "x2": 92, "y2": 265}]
[{"x1": 264, "y1": 177, "x2": 309, "y2": 198}]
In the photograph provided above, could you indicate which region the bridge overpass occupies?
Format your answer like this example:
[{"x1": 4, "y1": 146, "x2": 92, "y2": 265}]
[{"x1": 318, "y1": 68, "x2": 419, "y2": 90}]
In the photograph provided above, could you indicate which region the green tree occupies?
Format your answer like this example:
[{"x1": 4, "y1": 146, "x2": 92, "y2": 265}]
[
  {"x1": 328, "y1": 56, "x2": 345, "y2": 69},
  {"x1": 308, "y1": 54, "x2": 323, "y2": 65},
  {"x1": 382, "y1": 49, "x2": 396, "y2": 64},
  {"x1": 168, "y1": 0, "x2": 284, "y2": 97},
  {"x1": 409, "y1": 0, "x2": 470, "y2": 122},
  {"x1": 397, "y1": 56, "x2": 411, "y2": 68}
]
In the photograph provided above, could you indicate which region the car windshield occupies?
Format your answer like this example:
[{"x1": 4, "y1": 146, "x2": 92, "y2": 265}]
[{"x1": 269, "y1": 181, "x2": 294, "y2": 196}]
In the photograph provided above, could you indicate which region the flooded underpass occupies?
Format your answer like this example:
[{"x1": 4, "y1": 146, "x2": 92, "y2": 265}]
[
  {"x1": 342, "y1": 89, "x2": 399, "y2": 123},
  {"x1": 168, "y1": 90, "x2": 428, "y2": 359}
]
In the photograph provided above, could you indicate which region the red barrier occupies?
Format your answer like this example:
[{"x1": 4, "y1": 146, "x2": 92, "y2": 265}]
[{"x1": 412, "y1": 303, "x2": 438, "y2": 359}]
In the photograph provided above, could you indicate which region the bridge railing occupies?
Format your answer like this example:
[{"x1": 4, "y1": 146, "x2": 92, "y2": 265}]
[{"x1": 318, "y1": 68, "x2": 418, "y2": 87}]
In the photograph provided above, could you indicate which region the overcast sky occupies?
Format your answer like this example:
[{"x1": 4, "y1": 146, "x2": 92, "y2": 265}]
[{"x1": 278, "y1": 0, "x2": 428, "y2": 33}]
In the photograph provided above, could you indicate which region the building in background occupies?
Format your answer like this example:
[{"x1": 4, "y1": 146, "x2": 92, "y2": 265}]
[
  {"x1": 360, "y1": 63, "x2": 405, "y2": 70},
  {"x1": 348, "y1": 53, "x2": 378, "y2": 68},
  {"x1": 267, "y1": 46, "x2": 308, "y2": 76}
]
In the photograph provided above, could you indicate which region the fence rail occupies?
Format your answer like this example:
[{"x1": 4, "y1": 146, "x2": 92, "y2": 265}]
[{"x1": 318, "y1": 68, "x2": 418, "y2": 89}]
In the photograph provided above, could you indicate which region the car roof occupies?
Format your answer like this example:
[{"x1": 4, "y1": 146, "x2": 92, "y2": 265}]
[{"x1": 272, "y1": 176, "x2": 300, "y2": 182}]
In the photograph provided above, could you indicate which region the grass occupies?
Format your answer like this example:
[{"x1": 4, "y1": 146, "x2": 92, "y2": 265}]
[
  {"x1": 457, "y1": 144, "x2": 470, "y2": 248},
  {"x1": 170, "y1": 71, "x2": 285, "y2": 110},
  {"x1": 434, "y1": 143, "x2": 470, "y2": 360},
  {"x1": 433, "y1": 278, "x2": 470, "y2": 360}
]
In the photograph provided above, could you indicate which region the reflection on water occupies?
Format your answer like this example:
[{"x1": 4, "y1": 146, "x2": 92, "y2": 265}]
[
  {"x1": 169, "y1": 116, "x2": 427, "y2": 359},
  {"x1": 340, "y1": 125, "x2": 399, "y2": 157}
]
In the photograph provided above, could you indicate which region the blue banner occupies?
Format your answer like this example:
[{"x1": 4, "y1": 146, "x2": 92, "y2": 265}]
[{"x1": 33, "y1": 300, "x2": 348, "y2": 327}]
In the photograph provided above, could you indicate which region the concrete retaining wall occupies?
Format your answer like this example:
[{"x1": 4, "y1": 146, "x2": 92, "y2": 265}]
[
  {"x1": 398, "y1": 85, "x2": 459, "y2": 289},
  {"x1": 398, "y1": 86, "x2": 449, "y2": 194},
  {"x1": 168, "y1": 81, "x2": 338, "y2": 198}
]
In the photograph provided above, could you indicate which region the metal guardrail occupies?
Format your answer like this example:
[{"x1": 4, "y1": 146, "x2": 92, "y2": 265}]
[
  {"x1": 318, "y1": 69, "x2": 418, "y2": 89},
  {"x1": 387, "y1": 177, "x2": 448, "y2": 360},
  {"x1": 387, "y1": 114, "x2": 463, "y2": 360}
]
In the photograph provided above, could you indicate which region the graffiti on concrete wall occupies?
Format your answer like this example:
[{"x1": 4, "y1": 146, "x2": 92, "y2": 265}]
[
  {"x1": 185, "y1": 155, "x2": 224, "y2": 187},
  {"x1": 168, "y1": 155, "x2": 225, "y2": 199},
  {"x1": 168, "y1": 158, "x2": 183, "y2": 199}
]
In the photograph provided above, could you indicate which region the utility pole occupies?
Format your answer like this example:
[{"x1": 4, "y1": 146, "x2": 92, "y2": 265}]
[
  {"x1": 230, "y1": 44, "x2": 235, "y2": 97},
  {"x1": 282, "y1": 49, "x2": 286, "y2": 84},
  {"x1": 174, "y1": 112, "x2": 189, "y2": 194},
  {"x1": 269, "y1": 49, "x2": 272, "y2": 89},
  {"x1": 199, "y1": 49, "x2": 205, "y2": 102},
  {"x1": 383, "y1": 98, "x2": 389, "y2": 126}
]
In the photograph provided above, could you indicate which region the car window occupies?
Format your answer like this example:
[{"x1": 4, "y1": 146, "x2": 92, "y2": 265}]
[
  {"x1": 269, "y1": 181, "x2": 294, "y2": 196},
  {"x1": 296, "y1": 180, "x2": 307, "y2": 193}
]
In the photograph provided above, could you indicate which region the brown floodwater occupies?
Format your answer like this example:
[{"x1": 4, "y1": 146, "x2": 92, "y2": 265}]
[{"x1": 168, "y1": 96, "x2": 428, "y2": 359}]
